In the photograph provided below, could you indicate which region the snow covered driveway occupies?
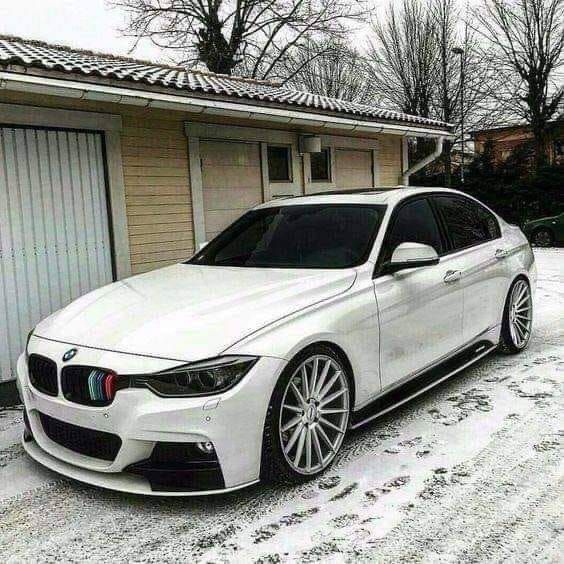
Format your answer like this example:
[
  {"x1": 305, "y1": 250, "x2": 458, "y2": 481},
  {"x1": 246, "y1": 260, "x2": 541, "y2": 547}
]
[{"x1": 1, "y1": 250, "x2": 562, "y2": 563}]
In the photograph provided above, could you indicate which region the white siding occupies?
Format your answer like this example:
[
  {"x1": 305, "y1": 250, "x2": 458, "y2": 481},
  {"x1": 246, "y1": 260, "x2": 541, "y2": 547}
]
[{"x1": 0, "y1": 127, "x2": 113, "y2": 383}]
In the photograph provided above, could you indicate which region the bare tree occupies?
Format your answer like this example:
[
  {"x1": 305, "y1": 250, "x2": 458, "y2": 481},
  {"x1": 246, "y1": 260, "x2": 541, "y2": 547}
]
[
  {"x1": 109, "y1": 0, "x2": 367, "y2": 79},
  {"x1": 431, "y1": 0, "x2": 498, "y2": 184},
  {"x1": 367, "y1": 0, "x2": 438, "y2": 117},
  {"x1": 475, "y1": 0, "x2": 564, "y2": 169},
  {"x1": 284, "y1": 38, "x2": 375, "y2": 102}
]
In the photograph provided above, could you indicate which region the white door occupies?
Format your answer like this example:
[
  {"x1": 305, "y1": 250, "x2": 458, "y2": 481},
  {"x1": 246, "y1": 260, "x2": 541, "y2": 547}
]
[
  {"x1": 0, "y1": 126, "x2": 114, "y2": 383},
  {"x1": 335, "y1": 149, "x2": 373, "y2": 189},
  {"x1": 200, "y1": 140, "x2": 263, "y2": 241},
  {"x1": 432, "y1": 194, "x2": 508, "y2": 342},
  {"x1": 373, "y1": 197, "x2": 464, "y2": 389}
]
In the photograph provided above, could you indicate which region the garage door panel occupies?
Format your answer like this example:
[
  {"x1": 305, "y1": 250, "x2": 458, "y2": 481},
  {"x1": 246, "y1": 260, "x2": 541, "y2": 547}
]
[
  {"x1": 91, "y1": 134, "x2": 113, "y2": 286},
  {"x1": 203, "y1": 187, "x2": 262, "y2": 212},
  {"x1": 77, "y1": 132, "x2": 101, "y2": 288},
  {"x1": 0, "y1": 132, "x2": 25, "y2": 380},
  {"x1": 56, "y1": 131, "x2": 83, "y2": 300},
  {"x1": 205, "y1": 209, "x2": 248, "y2": 235},
  {"x1": 200, "y1": 141, "x2": 259, "y2": 166},
  {"x1": 202, "y1": 165, "x2": 262, "y2": 190},
  {"x1": 200, "y1": 140, "x2": 262, "y2": 241},
  {"x1": 0, "y1": 126, "x2": 113, "y2": 383},
  {"x1": 46, "y1": 131, "x2": 74, "y2": 303},
  {"x1": 335, "y1": 149, "x2": 373, "y2": 189},
  {"x1": 34, "y1": 130, "x2": 65, "y2": 312},
  {"x1": 8, "y1": 129, "x2": 43, "y2": 324},
  {"x1": 336, "y1": 149, "x2": 371, "y2": 169}
]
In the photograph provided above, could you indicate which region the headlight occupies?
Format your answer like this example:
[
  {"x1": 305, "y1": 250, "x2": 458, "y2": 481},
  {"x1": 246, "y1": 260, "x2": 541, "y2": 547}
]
[{"x1": 131, "y1": 356, "x2": 258, "y2": 397}]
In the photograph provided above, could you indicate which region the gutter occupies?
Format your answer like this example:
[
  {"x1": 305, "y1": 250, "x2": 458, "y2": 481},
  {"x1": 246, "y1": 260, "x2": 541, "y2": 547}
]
[
  {"x1": 401, "y1": 136, "x2": 445, "y2": 185},
  {"x1": 0, "y1": 70, "x2": 454, "y2": 139}
]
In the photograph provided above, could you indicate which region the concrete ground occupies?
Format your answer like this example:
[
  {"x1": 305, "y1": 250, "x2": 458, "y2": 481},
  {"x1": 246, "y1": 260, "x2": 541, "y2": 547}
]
[{"x1": 0, "y1": 249, "x2": 562, "y2": 563}]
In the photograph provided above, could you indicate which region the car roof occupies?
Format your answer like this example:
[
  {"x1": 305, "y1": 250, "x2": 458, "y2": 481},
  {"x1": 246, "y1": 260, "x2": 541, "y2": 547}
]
[{"x1": 254, "y1": 187, "x2": 463, "y2": 209}]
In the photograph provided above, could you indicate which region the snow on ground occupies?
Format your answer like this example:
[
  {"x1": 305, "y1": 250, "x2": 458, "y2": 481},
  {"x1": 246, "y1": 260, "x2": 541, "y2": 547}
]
[{"x1": 0, "y1": 249, "x2": 562, "y2": 563}]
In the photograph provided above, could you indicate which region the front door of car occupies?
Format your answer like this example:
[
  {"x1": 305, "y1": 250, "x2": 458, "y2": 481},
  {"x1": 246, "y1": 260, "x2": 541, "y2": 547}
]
[{"x1": 373, "y1": 197, "x2": 464, "y2": 390}]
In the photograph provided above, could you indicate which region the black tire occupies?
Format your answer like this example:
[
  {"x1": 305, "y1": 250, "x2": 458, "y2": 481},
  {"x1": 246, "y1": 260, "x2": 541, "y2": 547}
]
[
  {"x1": 498, "y1": 278, "x2": 532, "y2": 354},
  {"x1": 260, "y1": 344, "x2": 351, "y2": 485},
  {"x1": 531, "y1": 227, "x2": 554, "y2": 247}
]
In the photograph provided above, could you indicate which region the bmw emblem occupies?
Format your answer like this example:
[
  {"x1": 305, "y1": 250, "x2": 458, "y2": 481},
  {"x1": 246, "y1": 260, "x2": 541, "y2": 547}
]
[{"x1": 62, "y1": 348, "x2": 78, "y2": 362}]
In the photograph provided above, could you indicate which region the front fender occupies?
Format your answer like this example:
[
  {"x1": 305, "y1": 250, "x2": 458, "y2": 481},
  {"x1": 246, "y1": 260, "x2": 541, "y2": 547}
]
[{"x1": 224, "y1": 271, "x2": 381, "y2": 408}]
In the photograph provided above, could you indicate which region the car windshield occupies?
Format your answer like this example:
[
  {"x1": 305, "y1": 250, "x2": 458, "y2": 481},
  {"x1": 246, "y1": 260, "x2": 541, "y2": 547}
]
[{"x1": 189, "y1": 204, "x2": 386, "y2": 269}]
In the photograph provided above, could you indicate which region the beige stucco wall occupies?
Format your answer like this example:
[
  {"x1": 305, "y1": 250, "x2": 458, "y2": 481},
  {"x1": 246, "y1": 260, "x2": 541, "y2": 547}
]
[{"x1": 0, "y1": 89, "x2": 403, "y2": 276}]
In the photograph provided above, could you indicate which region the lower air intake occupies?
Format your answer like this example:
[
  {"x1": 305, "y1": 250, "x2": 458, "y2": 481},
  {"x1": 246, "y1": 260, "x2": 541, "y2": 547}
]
[{"x1": 38, "y1": 412, "x2": 121, "y2": 461}]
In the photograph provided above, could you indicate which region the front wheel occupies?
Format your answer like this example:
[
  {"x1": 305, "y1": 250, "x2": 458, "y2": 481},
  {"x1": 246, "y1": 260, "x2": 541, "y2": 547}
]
[
  {"x1": 261, "y1": 345, "x2": 351, "y2": 484},
  {"x1": 498, "y1": 278, "x2": 533, "y2": 354}
]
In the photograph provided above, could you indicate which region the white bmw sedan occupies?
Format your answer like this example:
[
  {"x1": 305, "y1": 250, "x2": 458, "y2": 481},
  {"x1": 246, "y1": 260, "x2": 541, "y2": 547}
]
[{"x1": 17, "y1": 187, "x2": 536, "y2": 495}]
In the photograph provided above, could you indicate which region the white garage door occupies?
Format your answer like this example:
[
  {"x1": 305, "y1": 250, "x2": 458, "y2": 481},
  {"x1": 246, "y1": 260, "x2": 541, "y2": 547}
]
[
  {"x1": 200, "y1": 140, "x2": 263, "y2": 241},
  {"x1": 0, "y1": 127, "x2": 114, "y2": 383},
  {"x1": 335, "y1": 149, "x2": 373, "y2": 189}
]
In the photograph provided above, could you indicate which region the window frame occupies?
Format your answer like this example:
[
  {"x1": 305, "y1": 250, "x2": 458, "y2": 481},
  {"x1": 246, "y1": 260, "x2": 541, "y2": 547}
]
[
  {"x1": 266, "y1": 143, "x2": 293, "y2": 183},
  {"x1": 431, "y1": 194, "x2": 501, "y2": 255},
  {"x1": 310, "y1": 147, "x2": 332, "y2": 183},
  {"x1": 374, "y1": 194, "x2": 448, "y2": 278}
]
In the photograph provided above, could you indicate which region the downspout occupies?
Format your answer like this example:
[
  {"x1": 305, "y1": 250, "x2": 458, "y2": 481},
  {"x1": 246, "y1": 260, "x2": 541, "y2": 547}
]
[{"x1": 401, "y1": 136, "x2": 445, "y2": 185}]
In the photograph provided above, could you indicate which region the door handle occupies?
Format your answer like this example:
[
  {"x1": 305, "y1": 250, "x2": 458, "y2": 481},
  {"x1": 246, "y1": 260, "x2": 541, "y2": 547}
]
[
  {"x1": 444, "y1": 270, "x2": 462, "y2": 283},
  {"x1": 495, "y1": 248, "x2": 510, "y2": 259}
]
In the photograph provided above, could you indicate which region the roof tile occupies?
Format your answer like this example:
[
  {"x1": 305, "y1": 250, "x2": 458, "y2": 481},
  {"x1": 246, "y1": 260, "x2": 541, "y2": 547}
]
[{"x1": 0, "y1": 37, "x2": 450, "y2": 130}]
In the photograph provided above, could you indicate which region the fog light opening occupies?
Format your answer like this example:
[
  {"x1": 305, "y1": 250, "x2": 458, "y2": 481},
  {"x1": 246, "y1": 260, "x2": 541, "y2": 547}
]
[{"x1": 196, "y1": 441, "x2": 215, "y2": 454}]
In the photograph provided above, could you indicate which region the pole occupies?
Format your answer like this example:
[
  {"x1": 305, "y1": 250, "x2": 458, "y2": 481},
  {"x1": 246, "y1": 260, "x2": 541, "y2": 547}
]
[
  {"x1": 452, "y1": 47, "x2": 465, "y2": 184},
  {"x1": 460, "y1": 52, "x2": 465, "y2": 184}
]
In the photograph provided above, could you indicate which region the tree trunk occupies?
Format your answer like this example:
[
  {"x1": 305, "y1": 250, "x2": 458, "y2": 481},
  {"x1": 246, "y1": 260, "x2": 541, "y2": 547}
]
[{"x1": 197, "y1": 18, "x2": 238, "y2": 75}]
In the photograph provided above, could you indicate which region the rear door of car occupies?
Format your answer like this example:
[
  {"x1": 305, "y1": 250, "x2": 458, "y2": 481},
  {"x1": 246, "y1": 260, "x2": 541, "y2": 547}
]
[
  {"x1": 431, "y1": 194, "x2": 506, "y2": 343},
  {"x1": 373, "y1": 195, "x2": 465, "y2": 390}
]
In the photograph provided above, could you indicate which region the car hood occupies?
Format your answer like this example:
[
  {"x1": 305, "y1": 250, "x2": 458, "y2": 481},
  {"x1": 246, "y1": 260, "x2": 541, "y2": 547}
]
[{"x1": 35, "y1": 264, "x2": 356, "y2": 362}]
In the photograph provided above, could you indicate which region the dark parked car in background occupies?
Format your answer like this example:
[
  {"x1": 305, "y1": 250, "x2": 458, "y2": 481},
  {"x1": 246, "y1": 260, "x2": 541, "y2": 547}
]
[{"x1": 523, "y1": 212, "x2": 564, "y2": 247}]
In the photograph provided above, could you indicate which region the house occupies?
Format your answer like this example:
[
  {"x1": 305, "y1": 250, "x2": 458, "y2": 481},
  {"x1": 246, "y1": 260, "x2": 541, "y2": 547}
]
[
  {"x1": 0, "y1": 36, "x2": 452, "y2": 392},
  {"x1": 471, "y1": 117, "x2": 564, "y2": 166}
]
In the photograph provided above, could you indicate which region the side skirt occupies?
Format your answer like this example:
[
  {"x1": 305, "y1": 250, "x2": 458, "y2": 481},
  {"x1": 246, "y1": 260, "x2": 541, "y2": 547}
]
[{"x1": 350, "y1": 340, "x2": 496, "y2": 430}]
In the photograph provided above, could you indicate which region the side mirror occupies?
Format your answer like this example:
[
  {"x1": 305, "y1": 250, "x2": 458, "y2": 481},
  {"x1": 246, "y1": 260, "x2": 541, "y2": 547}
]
[
  {"x1": 198, "y1": 241, "x2": 208, "y2": 252},
  {"x1": 386, "y1": 242, "x2": 439, "y2": 273}
]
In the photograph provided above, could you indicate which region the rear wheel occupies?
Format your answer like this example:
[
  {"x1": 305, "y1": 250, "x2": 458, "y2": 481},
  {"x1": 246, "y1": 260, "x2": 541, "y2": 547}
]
[
  {"x1": 499, "y1": 278, "x2": 533, "y2": 354},
  {"x1": 531, "y1": 228, "x2": 554, "y2": 247},
  {"x1": 261, "y1": 345, "x2": 351, "y2": 484}
]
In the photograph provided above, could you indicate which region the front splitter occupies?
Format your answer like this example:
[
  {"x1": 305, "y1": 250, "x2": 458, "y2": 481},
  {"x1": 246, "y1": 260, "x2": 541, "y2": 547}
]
[{"x1": 22, "y1": 438, "x2": 259, "y2": 497}]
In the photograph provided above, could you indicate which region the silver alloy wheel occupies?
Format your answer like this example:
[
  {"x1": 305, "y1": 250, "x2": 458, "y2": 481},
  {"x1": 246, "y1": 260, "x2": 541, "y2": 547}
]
[
  {"x1": 532, "y1": 229, "x2": 552, "y2": 247},
  {"x1": 279, "y1": 354, "x2": 350, "y2": 475},
  {"x1": 508, "y1": 280, "x2": 532, "y2": 349}
]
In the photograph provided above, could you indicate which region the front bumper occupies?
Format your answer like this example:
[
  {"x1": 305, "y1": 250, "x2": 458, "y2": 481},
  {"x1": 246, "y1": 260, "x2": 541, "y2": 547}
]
[{"x1": 18, "y1": 337, "x2": 286, "y2": 495}]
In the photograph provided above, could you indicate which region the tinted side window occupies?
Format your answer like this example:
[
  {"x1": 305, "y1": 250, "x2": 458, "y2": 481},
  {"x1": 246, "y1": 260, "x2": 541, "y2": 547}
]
[
  {"x1": 435, "y1": 196, "x2": 499, "y2": 250},
  {"x1": 478, "y1": 204, "x2": 501, "y2": 239},
  {"x1": 383, "y1": 198, "x2": 443, "y2": 263}
]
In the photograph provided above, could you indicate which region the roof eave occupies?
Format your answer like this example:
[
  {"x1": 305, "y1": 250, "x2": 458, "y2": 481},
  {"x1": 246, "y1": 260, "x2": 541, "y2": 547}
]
[{"x1": 0, "y1": 69, "x2": 454, "y2": 138}]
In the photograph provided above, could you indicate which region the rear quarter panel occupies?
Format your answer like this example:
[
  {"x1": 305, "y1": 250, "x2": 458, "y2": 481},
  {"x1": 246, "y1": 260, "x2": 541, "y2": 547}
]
[{"x1": 498, "y1": 223, "x2": 536, "y2": 324}]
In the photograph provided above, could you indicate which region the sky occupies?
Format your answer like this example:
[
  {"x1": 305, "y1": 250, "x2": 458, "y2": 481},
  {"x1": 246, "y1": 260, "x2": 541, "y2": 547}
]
[
  {"x1": 0, "y1": 0, "x2": 490, "y2": 67},
  {"x1": 0, "y1": 0, "x2": 163, "y2": 61},
  {"x1": 0, "y1": 0, "x2": 387, "y2": 64}
]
